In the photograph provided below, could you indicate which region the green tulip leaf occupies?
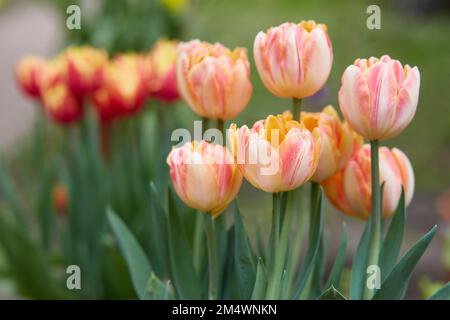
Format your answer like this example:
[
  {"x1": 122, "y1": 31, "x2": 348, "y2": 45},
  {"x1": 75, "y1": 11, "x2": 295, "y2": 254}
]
[
  {"x1": 379, "y1": 189, "x2": 406, "y2": 280},
  {"x1": 428, "y1": 281, "x2": 450, "y2": 300},
  {"x1": 317, "y1": 286, "x2": 347, "y2": 300},
  {"x1": 167, "y1": 188, "x2": 203, "y2": 299},
  {"x1": 325, "y1": 223, "x2": 348, "y2": 290},
  {"x1": 373, "y1": 225, "x2": 437, "y2": 300},
  {"x1": 233, "y1": 201, "x2": 256, "y2": 299},
  {"x1": 251, "y1": 257, "x2": 267, "y2": 300},
  {"x1": 107, "y1": 209, "x2": 152, "y2": 300}
]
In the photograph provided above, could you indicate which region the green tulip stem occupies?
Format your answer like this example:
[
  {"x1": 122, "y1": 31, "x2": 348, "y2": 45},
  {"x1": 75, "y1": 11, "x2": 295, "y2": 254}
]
[
  {"x1": 205, "y1": 214, "x2": 218, "y2": 300},
  {"x1": 217, "y1": 119, "x2": 225, "y2": 143},
  {"x1": 367, "y1": 139, "x2": 381, "y2": 298},
  {"x1": 293, "y1": 98, "x2": 302, "y2": 119}
]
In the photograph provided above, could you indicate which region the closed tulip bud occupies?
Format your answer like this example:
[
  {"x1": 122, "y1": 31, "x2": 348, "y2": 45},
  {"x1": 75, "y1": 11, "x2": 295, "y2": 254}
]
[
  {"x1": 146, "y1": 39, "x2": 180, "y2": 102},
  {"x1": 65, "y1": 46, "x2": 108, "y2": 96},
  {"x1": 228, "y1": 113, "x2": 321, "y2": 193},
  {"x1": 52, "y1": 183, "x2": 68, "y2": 216},
  {"x1": 15, "y1": 55, "x2": 48, "y2": 99},
  {"x1": 300, "y1": 105, "x2": 363, "y2": 182},
  {"x1": 323, "y1": 145, "x2": 414, "y2": 219},
  {"x1": 177, "y1": 40, "x2": 252, "y2": 120},
  {"x1": 339, "y1": 55, "x2": 420, "y2": 140},
  {"x1": 167, "y1": 141, "x2": 242, "y2": 217},
  {"x1": 254, "y1": 20, "x2": 333, "y2": 99},
  {"x1": 41, "y1": 82, "x2": 83, "y2": 124},
  {"x1": 92, "y1": 54, "x2": 148, "y2": 121}
]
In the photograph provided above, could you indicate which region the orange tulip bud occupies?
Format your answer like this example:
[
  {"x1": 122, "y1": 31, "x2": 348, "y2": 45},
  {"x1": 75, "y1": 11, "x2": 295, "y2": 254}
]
[
  {"x1": 300, "y1": 105, "x2": 363, "y2": 182},
  {"x1": 177, "y1": 40, "x2": 252, "y2": 120},
  {"x1": 339, "y1": 55, "x2": 420, "y2": 140},
  {"x1": 167, "y1": 141, "x2": 242, "y2": 217},
  {"x1": 254, "y1": 21, "x2": 333, "y2": 99},
  {"x1": 146, "y1": 39, "x2": 180, "y2": 102},
  {"x1": 323, "y1": 145, "x2": 414, "y2": 219},
  {"x1": 65, "y1": 46, "x2": 108, "y2": 96},
  {"x1": 52, "y1": 184, "x2": 68, "y2": 216},
  {"x1": 228, "y1": 113, "x2": 321, "y2": 193}
]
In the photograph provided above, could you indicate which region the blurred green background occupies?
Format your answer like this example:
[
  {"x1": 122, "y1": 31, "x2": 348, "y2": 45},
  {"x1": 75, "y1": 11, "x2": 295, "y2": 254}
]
[{"x1": 0, "y1": 0, "x2": 449, "y2": 299}]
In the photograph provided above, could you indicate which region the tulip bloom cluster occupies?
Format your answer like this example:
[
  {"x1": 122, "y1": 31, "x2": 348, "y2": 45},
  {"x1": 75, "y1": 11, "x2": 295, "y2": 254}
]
[
  {"x1": 168, "y1": 20, "x2": 421, "y2": 223},
  {"x1": 162, "y1": 19, "x2": 426, "y2": 302},
  {"x1": 16, "y1": 39, "x2": 181, "y2": 125}
]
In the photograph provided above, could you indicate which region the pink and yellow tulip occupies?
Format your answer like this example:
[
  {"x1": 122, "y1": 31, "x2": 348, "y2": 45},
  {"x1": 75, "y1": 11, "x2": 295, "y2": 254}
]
[
  {"x1": 176, "y1": 40, "x2": 252, "y2": 120},
  {"x1": 228, "y1": 113, "x2": 321, "y2": 193},
  {"x1": 339, "y1": 55, "x2": 420, "y2": 140},
  {"x1": 167, "y1": 140, "x2": 242, "y2": 217},
  {"x1": 253, "y1": 20, "x2": 333, "y2": 99},
  {"x1": 323, "y1": 145, "x2": 414, "y2": 219},
  {"x1": 300, "y1": 106, "x2": 363, "y2": 182}
]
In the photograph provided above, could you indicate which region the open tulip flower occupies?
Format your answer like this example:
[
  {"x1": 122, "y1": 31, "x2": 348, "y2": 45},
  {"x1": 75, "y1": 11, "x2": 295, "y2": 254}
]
[
  {"x1": 254, "y1": 20, "x2": 333, "y2": 99},
  {"x1": 167, "y1": 140, "x2": 242, "y2": 217},
  {"x1": 323, "y1": 144, "x2": 414, "y2": 219},
  {"x1": 228, "y1": 113, "x2": 321, "y2": 193},
  {"x1": 64, "y1": 46, "x2": 108, "y2": 96},
  {"x1": 339, "y1": 55, "x2": 421, "y2": 140},
  {"x1": 176, "y1": 40, "x2": 252, "y2": 120},
  {"x1": 300, "y1": 105, "x2": 363, "y2": 182},
  {"x1": 93, "y1": 54, "x2": 148, "y2": 121},
  {"x1": 15, "y1": 55, "x2": 48, "y2": 99},
  {"x1": 146, "y1": 39, "x2": 180, "y2": 102}
]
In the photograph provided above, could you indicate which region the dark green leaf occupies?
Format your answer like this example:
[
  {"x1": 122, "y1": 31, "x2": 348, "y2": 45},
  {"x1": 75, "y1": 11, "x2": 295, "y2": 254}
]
[
  {"x1": 428, "y1": 282, "x2": 450, "y2": 300},
  {"x1": 146, "y1": 272, "x2": 173, "y2": 300},
  {"x1": 251, "y1": 257, "x2": 267, "y2": 300},
  {"x1": 325, "y1": 223, "x2": 348, "y2": 290},
  {"x1": 373, "y1": 225, "x2": 437, "y2": 300},
  {"x1": 293, "y1": 187, "x2": 324, "y2": 299},
  {"x1": 350, "y1": 209, "x2": 374, "y2": 300},
  {"x1": 233, "y1": 201, "x2": 256, "y2": 299},
  {"x1": 107, "y1": 209, "x2": 152, "y2": 299},
  {"x1": 148, "y1": 182, "x2": 170, "y2": 279},
  {"x1": 167, "y1": 188, "x2": 202, "y2": 299},
  {"x1": 379, "y1": 189, "x2": 406, "y2": 280},
  {"x1": 317, "y1": 286, "x2": 347, "y2": 300}
]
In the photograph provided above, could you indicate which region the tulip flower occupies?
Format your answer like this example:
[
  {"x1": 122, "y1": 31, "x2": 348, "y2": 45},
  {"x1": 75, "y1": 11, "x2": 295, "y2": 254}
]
[
  {"x1": 65, "y1": 46, "x2": 108, "y2": 96},
  {"x1": 228, "y1": 113, "x2": 321, "y2": 193},
  {"x1": 176, "y1": 40, "x2": 252, "y2": 120},
  {"x1": 146, "y1": 39, "x2": 180, "y2": 102},
  {"x1": 167, "y1": 140, "x2": 242, "y2": 217},
  {"x1": 41, "y1": 82, "x2": 83, "y2": 124},
  {"x1": 92, "y1": 54, "x2": 148, "y2": 121},
  {"x1": 300, "y1": 105, "x2": 363, "y2": 182},
  {"x1": 15, "y1": 55, "x2": 48, "y2": 99},
  {"x1": 339, "y1": 55, "x2": 420, "y2": 140},
  {"x1": 253, "y1": 20, "x2": 333, "y2": 99},
  {"x1": 323, "y1": 145, "x2": 414, "y2": 219}
]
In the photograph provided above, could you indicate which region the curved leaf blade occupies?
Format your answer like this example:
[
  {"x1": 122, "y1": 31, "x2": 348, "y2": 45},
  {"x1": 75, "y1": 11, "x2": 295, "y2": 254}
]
[
  {"x1": 107, "y1": 209, "x2": 152, "y2": 299},
  {"x1": 373, "y1": 225, "x2": 437, "y2": 300}
]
